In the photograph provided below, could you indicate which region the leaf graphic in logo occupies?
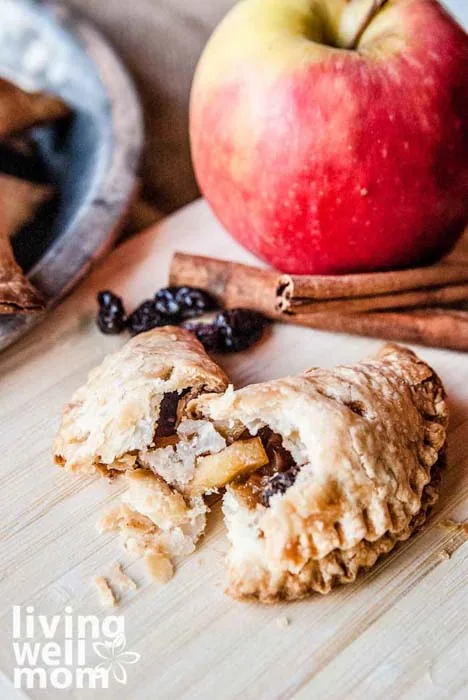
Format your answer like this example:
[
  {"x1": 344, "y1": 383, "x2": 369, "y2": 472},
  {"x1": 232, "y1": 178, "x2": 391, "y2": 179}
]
[
  {"x1": 92, "y1": 633, "x2": 140, "y2": 686},
  {"x1": 93, "y1": 641, "x2": 114, "y2": 660},
  {"x1": 118, "y1": 651, "x2": 140, "y2": 665},
  {"x1": 112, "y1": 662, "x2": 128, "y2": 685},
  {"x1": 112, "y1": 634, "x2": 126, "y2": 655}
]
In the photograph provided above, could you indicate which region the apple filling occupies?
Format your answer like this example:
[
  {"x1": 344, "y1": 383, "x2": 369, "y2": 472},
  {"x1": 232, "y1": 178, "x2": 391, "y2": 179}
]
[
  {"x1": 140, "y1": 419, "x2": 227, "y2": 487},
  {"x1": 187, "y1": 438, "x2": 269, "y2": 496},
  {"x1": 140, "y1": 407, "x2": 298, "y2": 507},
  {"x1": 150, "y1": 420, "x2": 302, "y2": 509},
  {"x1": 229, "y1": 428, "x2": 300, "y2": 509},
  {"x1": 99, "y1": 394, "x2": 302, "y2": 573},
  {"x1": 134, "y1": 389, "x2": 269, "y2": 492},
  {"x1": 98, "y1": 393, "x2": 272, "y2": 565}
]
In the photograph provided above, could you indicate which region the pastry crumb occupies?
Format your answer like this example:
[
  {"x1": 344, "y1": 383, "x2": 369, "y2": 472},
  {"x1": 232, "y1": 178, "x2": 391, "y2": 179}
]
[
  {"x1": 145, "y1": 552, "x2": 174, "y2": 583},
  {"x1": 438, "y1": 518, "x2": 458, "y2": 532},
  {"x1": 276, "y1": 616, "x2": 290, "y2": 629},
  {"x1": 96, "y1": 507, "x2": 122, "y2": 534},
  {"x1": 94, "y1": 576, "x2": 118, "y2": 608},
  {"x1": 438, "y1": 549, "x2": 451, "y2": 562},
  {"x1": 111, "y1": 562, "x2": 138, "y2": 591},
  {"x1": 437, "y1": 518, "x2": 468, "y2": 537}
]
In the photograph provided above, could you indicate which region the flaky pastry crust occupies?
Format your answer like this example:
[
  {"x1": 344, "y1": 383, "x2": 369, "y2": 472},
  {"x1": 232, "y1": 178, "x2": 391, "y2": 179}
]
[
  {"x1": 98, "y1": 468, "x2": 208, "y2": 560},
  {"x1": 191, "y1": 344, "x2": 448, "y2": 602},
  {"x1": 0, "y1": 79, "x2": 69, "y2": 136},
  {"x1": 53, "y1": 327, "x2": 228, "y2": 474}
]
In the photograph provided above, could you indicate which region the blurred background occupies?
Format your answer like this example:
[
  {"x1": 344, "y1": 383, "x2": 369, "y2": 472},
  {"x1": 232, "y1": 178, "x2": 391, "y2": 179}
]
[{"x1": 62, "y1": 0, "x2": 468, "y2": 217}]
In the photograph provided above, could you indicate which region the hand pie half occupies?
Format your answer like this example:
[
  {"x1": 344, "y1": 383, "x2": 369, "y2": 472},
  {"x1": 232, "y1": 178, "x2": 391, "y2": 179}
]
[
  {"x1": 53, "y1": 326, "x2": 230, "y2": 476},
  {"x1": 55, "y1": 327, "x2": 274, "y2": 564},
  {"x1": 54, "y1": 327, "x2": 233, "y2": 560},
  {"x1": 189, "y1": 344, "x2": 448, "y2": 601}
]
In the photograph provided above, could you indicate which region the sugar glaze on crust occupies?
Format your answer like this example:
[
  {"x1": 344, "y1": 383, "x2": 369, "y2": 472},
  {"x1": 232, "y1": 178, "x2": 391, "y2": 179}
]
[
  {"x1": 53, "y1": 327, "x2": 228, "y2": 475},
  {"x1": 190, "y1": 345, "x2": 448, "y2": 602}
]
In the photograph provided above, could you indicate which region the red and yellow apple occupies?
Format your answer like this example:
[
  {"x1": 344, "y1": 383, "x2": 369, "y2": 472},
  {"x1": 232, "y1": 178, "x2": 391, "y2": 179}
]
[{"x1": 190, "y1": 0, "x2": 468, "y2": 274}]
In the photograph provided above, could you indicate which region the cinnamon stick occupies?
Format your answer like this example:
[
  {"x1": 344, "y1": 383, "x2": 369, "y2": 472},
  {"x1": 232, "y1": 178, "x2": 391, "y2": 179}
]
[
  {"x1": 282, "y1": 281, "x2": 468, "y2": 314},
  {"x1": 170, "y1": 252, "x2": 468, "y2": 315},
  {"x1": 170, "y1": 252, "x2": 278, "y2": 317},
  {"x1": 169, "y1": 252, "x2": 468, "y2": 351},
  {"x1": 287, "y1": 308, "x2": 468, "y2": 352},
  {"x1": 278, "y1": 264, "x2": 468, "y2": 313}
]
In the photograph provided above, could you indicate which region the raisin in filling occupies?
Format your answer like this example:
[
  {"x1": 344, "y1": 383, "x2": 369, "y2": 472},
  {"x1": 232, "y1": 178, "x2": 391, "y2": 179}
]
[
  {"x1": 154, "y1": 389, "x2": 191, "y2": 439},
  {"x1": 232, "y1": 427, "x2": 300, "y2": 508}
]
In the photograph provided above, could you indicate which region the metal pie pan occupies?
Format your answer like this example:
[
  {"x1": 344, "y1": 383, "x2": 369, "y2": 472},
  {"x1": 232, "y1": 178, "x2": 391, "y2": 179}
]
[{"x1": 0, "y1": 0, "x2": 143, "y2": 350}]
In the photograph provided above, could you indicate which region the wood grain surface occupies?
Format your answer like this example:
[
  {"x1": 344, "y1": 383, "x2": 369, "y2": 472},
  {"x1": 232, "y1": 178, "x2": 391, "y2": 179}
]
[{"x1": 0, "y1": 199, "x2": 467, "y2": 699}]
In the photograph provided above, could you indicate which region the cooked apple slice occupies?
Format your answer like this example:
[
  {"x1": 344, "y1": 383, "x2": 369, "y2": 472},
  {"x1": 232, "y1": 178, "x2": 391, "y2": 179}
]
[
  {"x1": 125, "y1": 468, "x2": 189, "y2": 528},
  {"x1": 188, "y1": 437, "x2": 269, "y2": 496}
]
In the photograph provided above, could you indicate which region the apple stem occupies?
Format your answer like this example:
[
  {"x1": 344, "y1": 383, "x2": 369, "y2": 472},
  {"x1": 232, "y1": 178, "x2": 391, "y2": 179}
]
[{"x1": 343, "y1": 0, "x2": 389, "y2": 50}]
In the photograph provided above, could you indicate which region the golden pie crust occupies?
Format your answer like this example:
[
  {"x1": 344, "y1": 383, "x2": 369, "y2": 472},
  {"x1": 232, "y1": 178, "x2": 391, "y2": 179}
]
[
  {"x1": 55, "y1": 337, "x2": 448, "y2": 602},
  {"x1": 53, "y1": 327, "x2": 228, "y2": 474},
  {"x1": 190, "y1": 344, "x2": 448, "y2": 602},
  {"x1": 0, "y1": 79, "x2": 69, "y2": 136}
]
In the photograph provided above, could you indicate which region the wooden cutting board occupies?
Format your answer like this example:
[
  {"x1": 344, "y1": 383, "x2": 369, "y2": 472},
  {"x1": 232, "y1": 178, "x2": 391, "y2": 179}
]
[{"x1": 0, "y1": 199, "x2": 467, "y2": 700}]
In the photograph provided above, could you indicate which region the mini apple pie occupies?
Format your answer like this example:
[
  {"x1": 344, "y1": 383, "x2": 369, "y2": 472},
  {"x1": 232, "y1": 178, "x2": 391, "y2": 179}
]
[
  {"x1": 55, "y1": 337, "x2": 448, "y2": 601},
  {"x1": 54, "y1": 326, "x2": 252, "y2": 561},
  {"x1": 188, "y1": 344, "x2": 448, "y2": 602},
  {"x1": 53, "y1": 327, "x2": 230, "y2": 476}
]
